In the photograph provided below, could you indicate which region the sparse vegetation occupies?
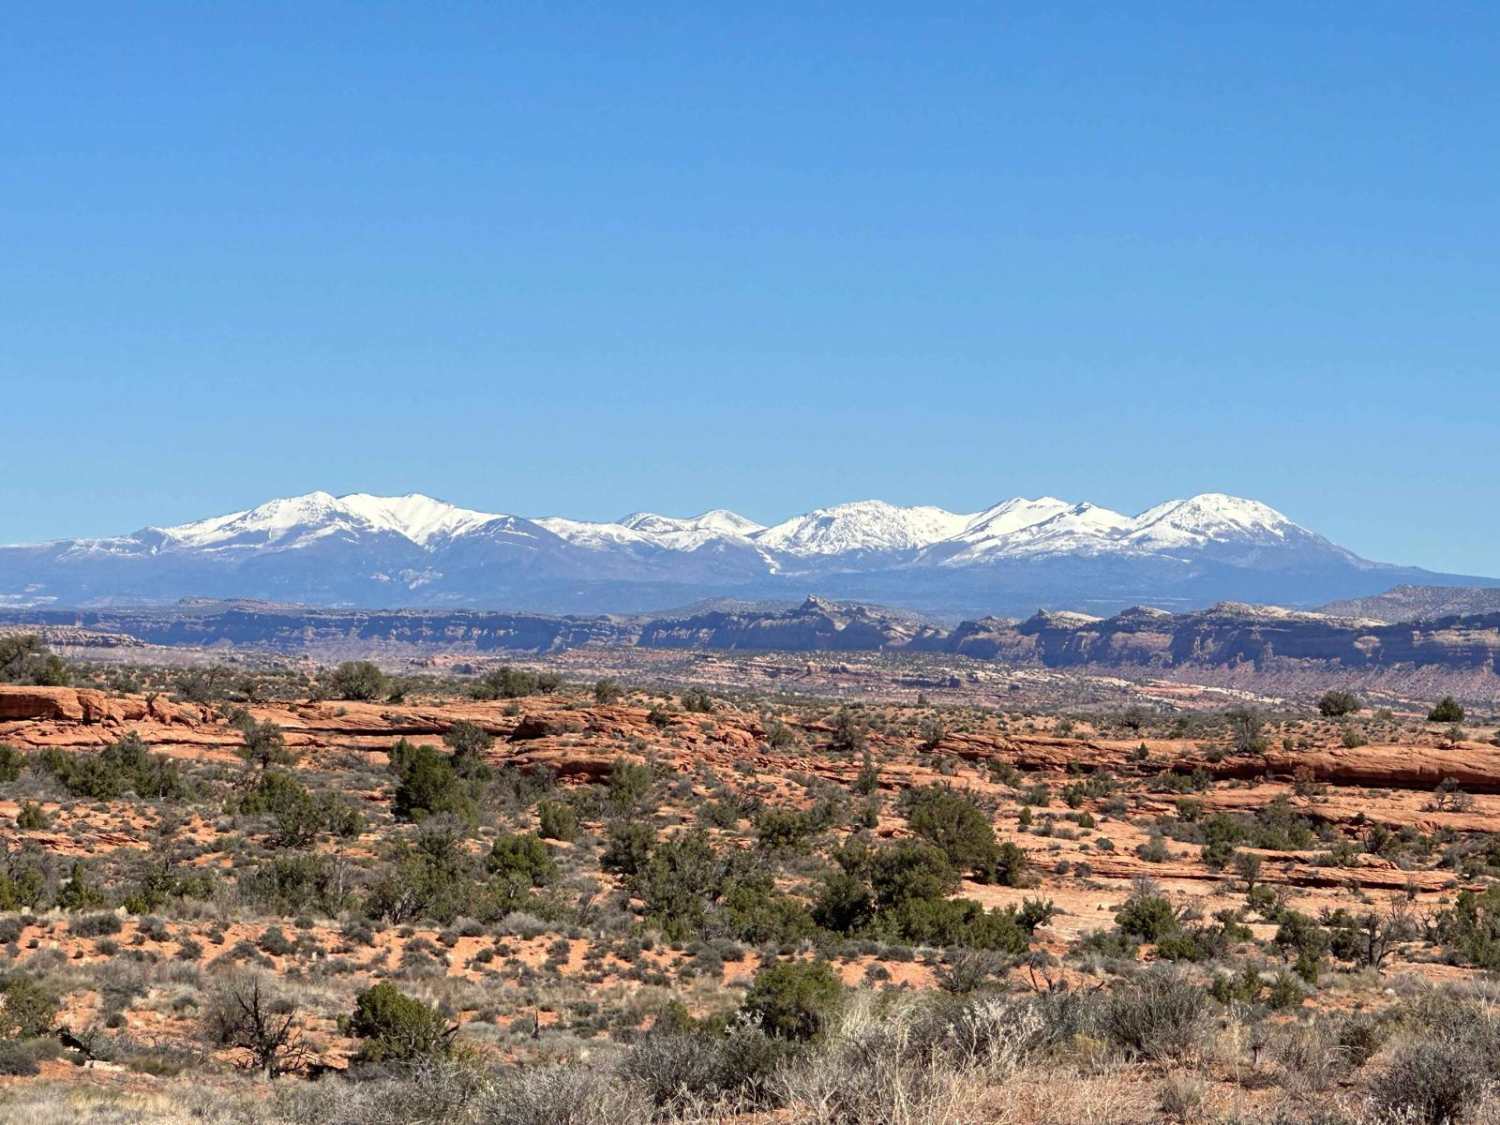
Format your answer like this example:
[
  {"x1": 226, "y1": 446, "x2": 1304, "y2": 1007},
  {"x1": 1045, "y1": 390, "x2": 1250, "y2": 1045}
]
[{"x1": 0, "y1": 653, "x2": 1496, "y2": 1120}]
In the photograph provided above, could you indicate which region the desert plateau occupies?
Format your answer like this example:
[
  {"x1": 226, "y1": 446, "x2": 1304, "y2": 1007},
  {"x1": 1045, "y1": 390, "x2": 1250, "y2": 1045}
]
[{"x1": 0, "y1": 633, "x2": 1499, "y2": 1122}]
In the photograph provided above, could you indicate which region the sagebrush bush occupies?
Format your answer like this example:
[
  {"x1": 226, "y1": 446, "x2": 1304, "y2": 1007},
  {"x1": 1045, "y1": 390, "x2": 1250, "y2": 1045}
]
[
  {"x1": 68, "y1": 911, "x2": 123, "y2": 938},
  {"x1": 1099, "y1": 970, "x2": 1206, "y2": 1061},
  {"x1": 0, "y1": 1036, "x2": 60, "y2": 1076},
  {"x1": 624, "y1": 1025, "x2": 795, "y2": 1110},
  {"x1": 482, "y1": 1064, "x2": 651, "y2": 1125},
  {"x1": 1371, "y1": 1039, "x2": 1488, "y2": 1125}
]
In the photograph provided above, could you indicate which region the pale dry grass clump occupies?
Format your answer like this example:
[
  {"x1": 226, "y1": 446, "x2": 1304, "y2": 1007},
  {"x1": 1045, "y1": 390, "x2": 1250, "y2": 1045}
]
[{"x1": 772, "y1": 990, "x2": 1044, "y2": 1125}]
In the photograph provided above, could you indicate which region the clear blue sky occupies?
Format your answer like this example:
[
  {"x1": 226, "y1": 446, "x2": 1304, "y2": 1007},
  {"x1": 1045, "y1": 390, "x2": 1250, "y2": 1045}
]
[{"x1": 4, "y1": 4, "x2": 1497, "y2": 574}]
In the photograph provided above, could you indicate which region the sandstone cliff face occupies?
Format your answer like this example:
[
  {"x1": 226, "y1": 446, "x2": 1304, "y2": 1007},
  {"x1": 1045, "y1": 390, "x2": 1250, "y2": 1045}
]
[
  {"x1": 6, "y1": 600, "x2": 1500, "y2": 683},
  {"x1": 943, "y1": 606, "x2": 1500, "y2": 678},
  {"x1": 636, "y1": 596, "x2": 939, "y2": 652},
  {"x1": 0, "y1": 686, "x2": 209, "y2": 732},
  {"x1": 7, "y1": 605, "x2": 626, "y2": 654}
]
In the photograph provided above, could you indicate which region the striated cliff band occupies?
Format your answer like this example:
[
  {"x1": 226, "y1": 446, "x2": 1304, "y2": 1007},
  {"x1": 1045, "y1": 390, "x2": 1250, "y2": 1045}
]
[{"x1": 4, "y1": 594, "x2": 1500, "y2": 684}]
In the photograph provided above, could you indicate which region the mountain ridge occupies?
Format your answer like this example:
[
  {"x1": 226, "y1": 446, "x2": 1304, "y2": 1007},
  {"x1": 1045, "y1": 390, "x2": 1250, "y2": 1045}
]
[{"x1": 2, "y1": 490, "x2": 1493, "y2": 616}]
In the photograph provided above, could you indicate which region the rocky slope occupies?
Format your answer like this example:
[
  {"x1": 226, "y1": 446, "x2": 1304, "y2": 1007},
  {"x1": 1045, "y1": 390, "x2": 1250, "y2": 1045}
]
[
  {"x1": 3, "y1": 490, "x2": 1491, "y2": 617},
  {"x1": 1320, "y1": 584, "x2": 1500, "y2": 623}
]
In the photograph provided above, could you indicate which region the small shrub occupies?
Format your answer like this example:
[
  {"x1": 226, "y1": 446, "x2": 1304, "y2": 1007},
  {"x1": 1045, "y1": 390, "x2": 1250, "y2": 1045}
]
[
  {"x1": 1317, "y1": 690, "x2": 1362, "y2": 718},
  {"x1": 14, "y1": 802, "x2": 49, "y2": 830},
  {"x1": 484, "y1": 1065, "x2": 651, "y2": 1124},
  {"x1": 0, "y1": 975, "x2": 58, "y2": 1039},
  {"x1": 1100, "y1": 971, "x2": 1206, "y2": 1061},
  {"x1": 70, "y1": 912, "x2": 123, "y2": 938},
  {"x1": 537, "y1": 800, "x2": 578, "y2": 842},
  {"x1": 0, "y1": 1037, "x2": 60, "y2": 1076},
  {"x1": 329, "y1": 661, "x2": 388, "y2": 702},
  {"x1": 1370, "y1": 1039, "x2": 1486, "y2": 1125},
  {"x1": 1428, "y1": 697, "x2": 1465, "y2": 723},
  {"x1": 741, "y1": 960, "x2": 844, "y2": 1041},
  {"x1": 349, "y1": 982, "x2": 455, "y2": 1063},
  {"x1": 601, "y1": 821, "x2": 655, "y2": 876},
  {"x1": 486, "y1": 833, "x2": 557, "y2": 888}
]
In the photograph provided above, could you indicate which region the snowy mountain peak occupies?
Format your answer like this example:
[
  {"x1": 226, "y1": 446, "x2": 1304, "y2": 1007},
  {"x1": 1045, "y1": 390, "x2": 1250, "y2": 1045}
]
[
  {"x1": 962, "y1": 496, "x2": 1073, "y2": 537},
  {"x1": 336, "y1": 493, "x2": 503, "y2": 545},
  {"x1": 753, "y1": 500, "x2": 975, "y2": 555},
  {"x1": 619, "y1": 509, "x2": 764, "y2": 539},
  {"x1": 960, "y1": 500, "x2": 1134, "y2": 559},
  {"x1": 1123, "y1": 493, "x2": 1304, "y2": 549},
  {"x1": 534, "y1": 509, "x2": 769, "y2": 552},
  {"x1": 159, "y1": 491, "x2": 502, "y2": 551}
]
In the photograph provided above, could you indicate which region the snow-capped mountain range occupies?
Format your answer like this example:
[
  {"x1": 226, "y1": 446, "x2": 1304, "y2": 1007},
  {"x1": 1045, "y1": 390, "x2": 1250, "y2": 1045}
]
[{"x1": 2, "y1": 490, "x2": 1489, "y2": 617}]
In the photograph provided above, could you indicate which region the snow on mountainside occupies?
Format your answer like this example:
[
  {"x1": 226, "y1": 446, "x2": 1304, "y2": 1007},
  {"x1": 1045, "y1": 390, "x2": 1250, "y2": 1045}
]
[
  {"x1": 158, "y1": 492, "x2": 502, "y2": 552},
  {"x1": 754, "y1": 500, "x2": 975, "y2": 555},
  {"x1": 940, "y1": 501, "x2": 1135, "y2": 562},
  {"x1": 47, "y1": 490, "x2": 1330, "y2": 563},
  {"x1": 932, "y1": 494, "x2": 1328, "y2": 565},
  {"x1": 538, "y1": 510, "x2": 766, "y2": 552},
  {"x1": 620, "y1": 510, "x2": 766, "y2": 550},
  {"x1": 959, "y1": 497, "x2": 1074, "y2": 543},
  {"x1": 56, "y1": 489, "x2": 1326, "y2": 564},
  {"x1": 5, "y1": 488, "x2": 1487, "y2": 617},
  {"x1": 533, "y1": 517, "x2": 652, "y2": 550},
  {"x1": 1122, "y1": 494, "x2": 1304, "y2": 550}
]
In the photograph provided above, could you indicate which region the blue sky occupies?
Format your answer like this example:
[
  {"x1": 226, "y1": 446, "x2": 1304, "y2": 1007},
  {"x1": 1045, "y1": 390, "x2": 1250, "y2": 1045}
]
[{"x1": 4, "y1": 4, "x2": 1497, "y2": 574}]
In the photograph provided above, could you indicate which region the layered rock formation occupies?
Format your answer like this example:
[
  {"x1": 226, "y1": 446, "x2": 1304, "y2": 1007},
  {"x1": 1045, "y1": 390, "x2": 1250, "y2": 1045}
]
[{"x1": 8, "y1": 598, "x2": 1500, "y2": 684}]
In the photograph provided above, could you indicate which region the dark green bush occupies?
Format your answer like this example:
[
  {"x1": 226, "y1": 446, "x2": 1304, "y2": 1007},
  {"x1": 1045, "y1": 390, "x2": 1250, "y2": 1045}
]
[
  {"x1": 472, "y1": 665, "x2": 556, "y2": 700},
  {"x1": 237, "y1": 721, "x2": 295, "y2": 770},
  {"x1": 329, "y1": 661, "x2": 388, "y2": 702},
  {"x1": 1435, "y1": 886, "x2": 1500, "y2": 969},
  {"x1": 1317, "y1": 690, "x2": 1362, "y2": 718},
  {"x1": 389, "y1": 739, "x2": 475, "y2": 824},
  {"x1": 0, "y1": 635, "x2": 68, "y2": 686},
  {"x1": 537, "y1": 800, "x2": 578, "y2": 842},
  {"x1": 486, "y1": 833, "x2": 557, "y2": 888},
  {"x1": 15, "y1": 802, "x2": 48, "y2": 830},
  {"x1": 240, "y1": 854, "x2": 349, "y2": 917},
  {"x1": 349, "y1": 982, "x2": 454, "y2": 1063},
  {"x1": 741, "y1": 960, "x2": 844, "y2": 1041},
  {"x1": 441, "y1": 721, "x2": 492, "y2": 778},
  {"x1": 1115, "y1": 887, "x2": 1181, "y2": 942},
  {"x1": 34, "y1": 733, "x2": 184, "y2": 801},
  {"x1": 606, "y1": 759, "x2": 654, "y2": 813},
  {"x1": 903, "y1": 786, "x2": 998, "y2": 876},
  {"x1": 249, "y1": 769, "x2": 363, "y2": 844},
  {"x1": 1428, "y1": 696, "x2": 1465, "y2": 723},
  {"x1": 363, "y1": 829, "x2": 479, "y2": 925},
  {"x1": 631, "y1": 830, "x2": 721, "y2": 941},
  {"x1": 601, "y1": 821, "x2": 655, "y2": 876},
  {"x1": 0, "y1": 745, "x2": 23, "y2": 784},
  {"x1": 715, "y1": 871, "x2": 816, "y2": 945},
  {"x1": 0, "y1": 974, "x2": 58, "y2": 1039}
]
